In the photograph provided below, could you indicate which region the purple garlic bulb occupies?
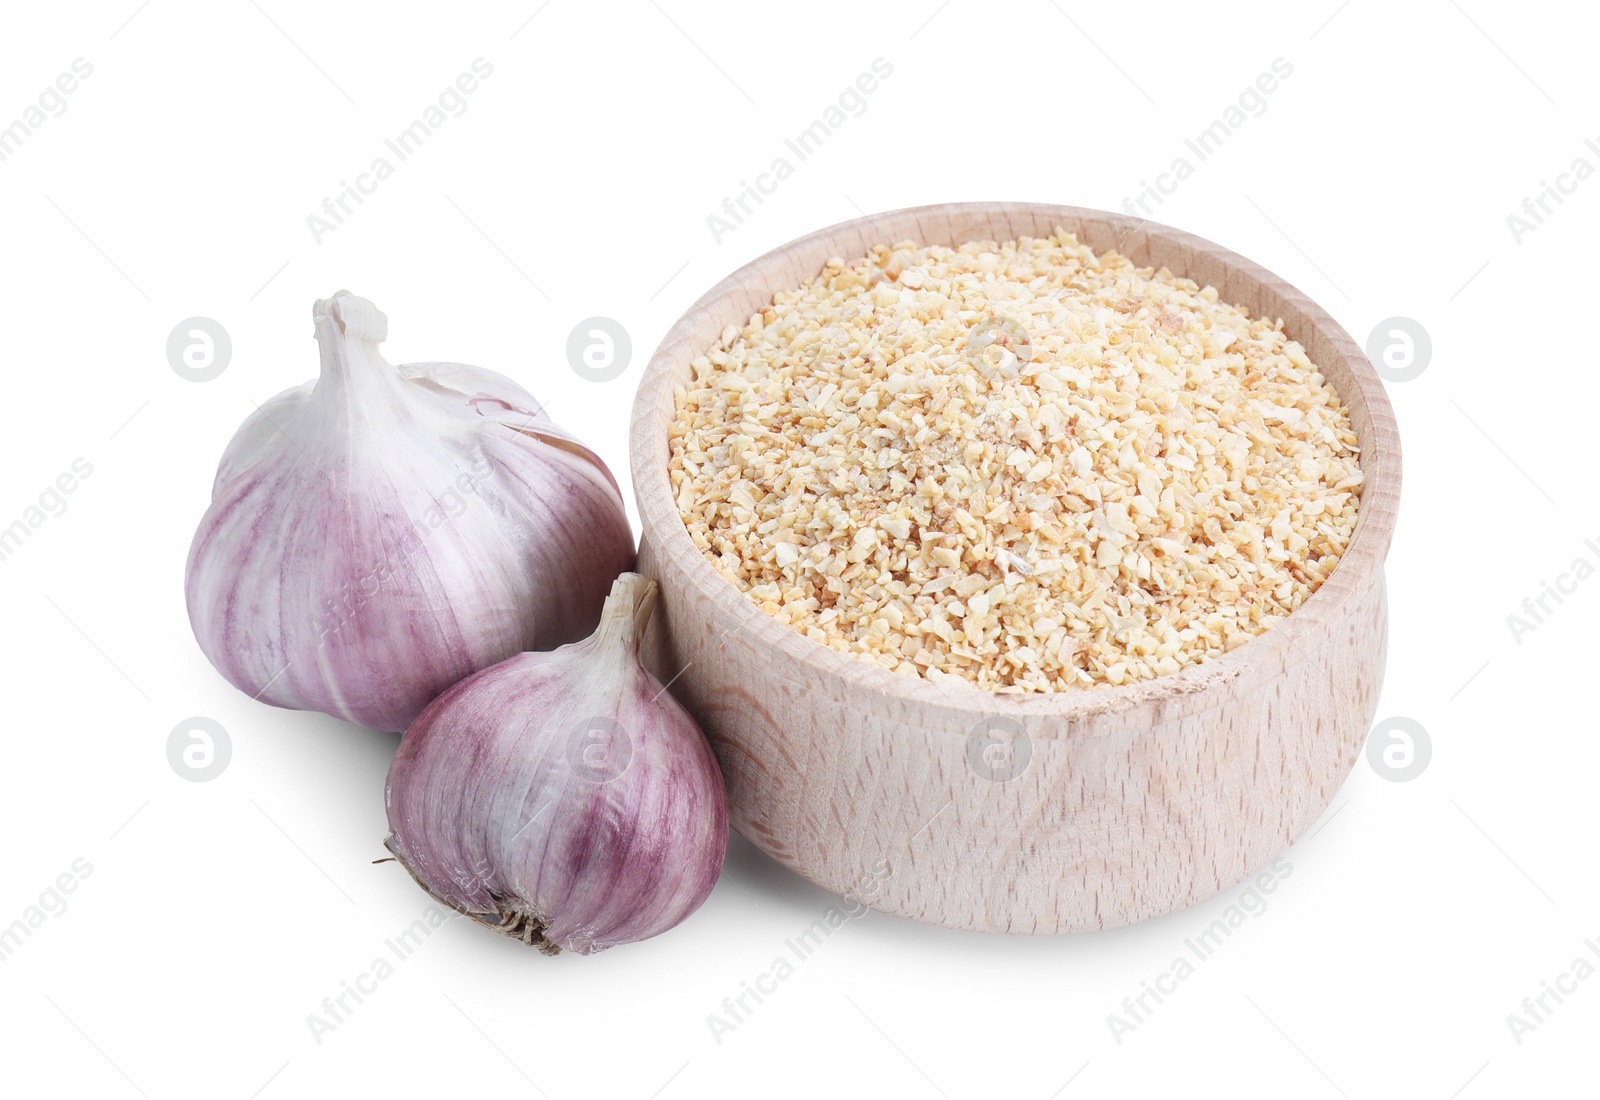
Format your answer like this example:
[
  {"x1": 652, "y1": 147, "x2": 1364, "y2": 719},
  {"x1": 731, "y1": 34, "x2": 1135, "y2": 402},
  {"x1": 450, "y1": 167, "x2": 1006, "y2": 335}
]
[
  {"x1": 384, "y1": 573, "x2": 729, "y2": 954},
  {"x1": 185, "y1": 291, "x2": 634, "y2": 732}
]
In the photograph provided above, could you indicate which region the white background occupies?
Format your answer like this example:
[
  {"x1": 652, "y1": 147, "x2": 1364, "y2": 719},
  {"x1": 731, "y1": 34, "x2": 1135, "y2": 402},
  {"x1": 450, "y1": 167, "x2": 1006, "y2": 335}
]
[{"x1": 2, "y1": 1, "x2": 1595, "y2": 1097}]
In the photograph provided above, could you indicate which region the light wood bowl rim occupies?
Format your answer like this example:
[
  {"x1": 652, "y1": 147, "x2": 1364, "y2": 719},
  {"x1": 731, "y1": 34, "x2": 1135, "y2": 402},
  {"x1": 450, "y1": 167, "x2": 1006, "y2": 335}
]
[{"x1": 629, "y1": 202, "x2": 1400, "y2": 732}]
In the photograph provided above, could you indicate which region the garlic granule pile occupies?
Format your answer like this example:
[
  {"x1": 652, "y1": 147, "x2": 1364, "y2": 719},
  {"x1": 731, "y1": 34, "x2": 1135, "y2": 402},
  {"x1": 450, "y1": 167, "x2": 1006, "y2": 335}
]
[{"x1": 668, "y1": 232, "x2": 1363, "y2": 691}]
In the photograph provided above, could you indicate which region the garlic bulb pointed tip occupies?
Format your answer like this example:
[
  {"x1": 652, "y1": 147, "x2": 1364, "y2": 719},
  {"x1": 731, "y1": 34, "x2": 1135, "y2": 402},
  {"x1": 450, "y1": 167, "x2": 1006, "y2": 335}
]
[{"x1": 312, "y1": 291, "x2": 388, "y2": 344}]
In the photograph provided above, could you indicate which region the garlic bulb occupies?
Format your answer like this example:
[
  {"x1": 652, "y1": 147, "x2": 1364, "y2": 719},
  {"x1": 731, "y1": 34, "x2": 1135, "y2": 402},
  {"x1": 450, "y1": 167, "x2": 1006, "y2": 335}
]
[
  {"x1": 185, "y1": 291, "x2": 633, "y2": 732},
  {"x1": 384, "y1": 573, "x2": 728, "y2": 955}
]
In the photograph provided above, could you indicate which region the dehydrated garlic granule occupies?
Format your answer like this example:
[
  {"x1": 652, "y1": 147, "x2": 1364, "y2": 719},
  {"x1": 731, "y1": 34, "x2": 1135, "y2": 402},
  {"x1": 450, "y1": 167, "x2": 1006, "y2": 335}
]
[{"x1": 667, "y1": 231, "x2": 1363, "y2": 692}]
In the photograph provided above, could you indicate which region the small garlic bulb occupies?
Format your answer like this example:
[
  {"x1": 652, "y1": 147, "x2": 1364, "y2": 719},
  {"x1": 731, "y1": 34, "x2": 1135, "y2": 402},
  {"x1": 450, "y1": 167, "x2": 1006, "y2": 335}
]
[
  {"x1": 185, "y1": 291, "x2": 633, "y2": 732},
  {"x1": 384, "y1": 573, "x2": 728, "y2": 955}
]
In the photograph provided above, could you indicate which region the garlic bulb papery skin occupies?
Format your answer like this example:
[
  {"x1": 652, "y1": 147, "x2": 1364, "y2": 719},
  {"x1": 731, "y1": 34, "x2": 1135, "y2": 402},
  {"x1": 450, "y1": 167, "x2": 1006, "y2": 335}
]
[
  {"x1": 384, "y1": 573, "x2": 729, "y2": 955},
  {"x1": 185, "y1": 291, "x2": 634, "y2": 733}
]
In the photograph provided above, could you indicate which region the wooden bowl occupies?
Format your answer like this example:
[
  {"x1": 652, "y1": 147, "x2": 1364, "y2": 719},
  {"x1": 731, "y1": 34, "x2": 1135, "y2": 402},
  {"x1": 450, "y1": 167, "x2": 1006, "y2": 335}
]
[{"x1": 630, "y1": 203, "x2": 1400, "y2": 933}]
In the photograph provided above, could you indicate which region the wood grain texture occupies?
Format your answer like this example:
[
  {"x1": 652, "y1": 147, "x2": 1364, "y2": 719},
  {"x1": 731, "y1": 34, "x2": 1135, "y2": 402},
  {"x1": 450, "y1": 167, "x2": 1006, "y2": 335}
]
[{"x1": 630, "y1": 203, "x2": 1401, "y2": 933}]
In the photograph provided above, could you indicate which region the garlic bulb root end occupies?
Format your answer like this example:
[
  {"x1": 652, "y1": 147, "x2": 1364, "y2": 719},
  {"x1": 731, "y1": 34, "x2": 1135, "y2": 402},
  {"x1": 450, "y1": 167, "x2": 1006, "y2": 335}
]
[
  {"x1": 383, "y1": 832, "x2": 563, "y2": 954},
  {"x1": 495, "y1": 904, "x2": 561, "y2": 956}
]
